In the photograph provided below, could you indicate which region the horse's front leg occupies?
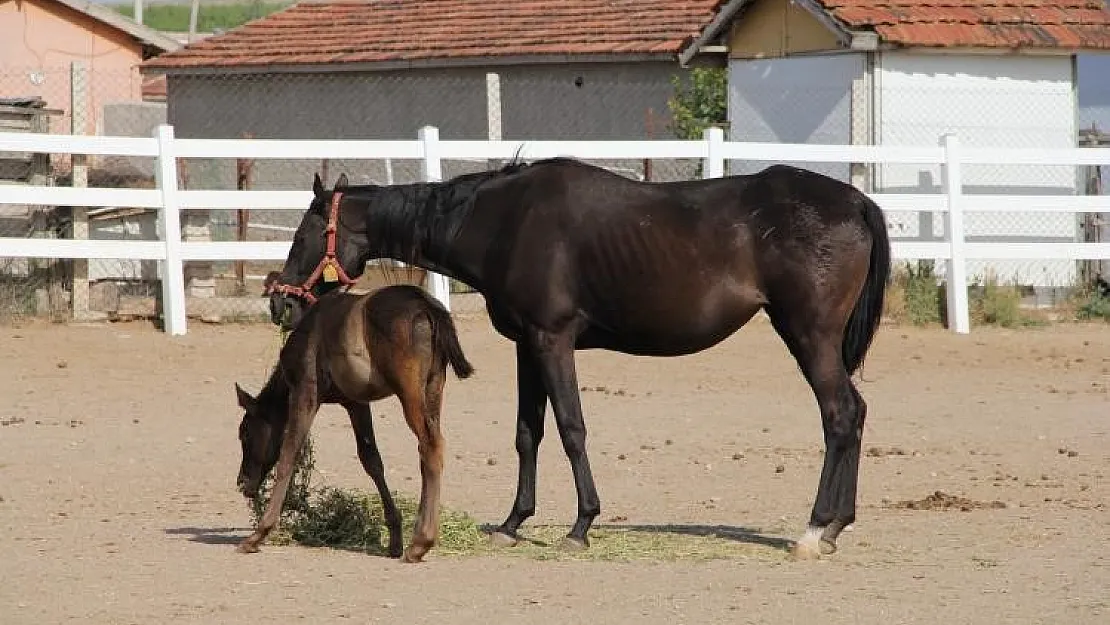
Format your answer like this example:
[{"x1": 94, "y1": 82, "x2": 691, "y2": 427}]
[
  {"x1": 238, "y1": 386, "x2": 319, "y2": 554},
  {"x1": 527, "y1": 328, "x2": 599, "y2": 550},
  {"x1": 490, "y1": 342, "x2": 548, "y2": 547}
]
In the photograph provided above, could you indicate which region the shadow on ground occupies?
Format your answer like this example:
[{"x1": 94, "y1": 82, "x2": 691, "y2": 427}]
[
  {"x1": 481, "y1": 522, "x2": 793, "y2": 551},
  {"x1": 164, "y1": 526, "x2": 251, "y2": 546}
]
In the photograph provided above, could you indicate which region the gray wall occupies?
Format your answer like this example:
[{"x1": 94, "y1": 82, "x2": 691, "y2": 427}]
[
  {"x1": 1078, "y1": 54, "x2": 1110, "y2": 133},
  {"x1": 166, "y1": 62, "x2": 687, "y2": 143},
  {"x1": 163, "y1": 61, "x2": 701, "y2": 242}
]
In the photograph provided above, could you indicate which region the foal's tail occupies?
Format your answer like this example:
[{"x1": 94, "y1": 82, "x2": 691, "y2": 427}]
[
  {"x1": 424, "y1": 298, "x2": 475, "y2": 380},
  {"x1": 842, "y1": 194, "x2": 891, "y2": 376}
]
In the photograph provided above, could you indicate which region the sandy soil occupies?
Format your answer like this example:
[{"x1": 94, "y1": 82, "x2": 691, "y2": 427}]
[{"x1": 1, "y1": 314, "x2": 1108, "y2": 624}]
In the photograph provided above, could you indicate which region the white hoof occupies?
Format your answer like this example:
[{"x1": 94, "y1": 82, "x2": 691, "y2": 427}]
[{"x1": 792, "y1": 526, "x2": 835, "y2": 560}]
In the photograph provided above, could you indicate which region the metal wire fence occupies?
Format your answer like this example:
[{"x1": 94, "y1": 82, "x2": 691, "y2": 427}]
[{"x1": 2, "y1": 63, "x2": 1107, "y2": 323}]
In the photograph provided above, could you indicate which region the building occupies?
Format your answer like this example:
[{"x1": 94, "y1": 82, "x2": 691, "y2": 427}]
[
  {"x1": 680, "y1": 0, "x2": 1110, "y2": 288},
  {"x1": 0, "y1": 0, "x2": 180, "y2": 134},
  {"x1": 139, "y1": 0, "x2": 726, "y2": 185}
]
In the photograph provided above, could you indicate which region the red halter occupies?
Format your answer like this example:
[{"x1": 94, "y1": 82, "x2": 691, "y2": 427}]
[{"x1": 266, "y1": 191, "x2": 357, "y2": 305}]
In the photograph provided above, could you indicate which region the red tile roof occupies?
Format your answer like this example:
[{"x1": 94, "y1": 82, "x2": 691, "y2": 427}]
[
  {"x1": 819, "y1": 0, "x2": 1110, "y2": 49},
  {"x1": 142, "y1": 0, "x2": 724, "y2": 70}
]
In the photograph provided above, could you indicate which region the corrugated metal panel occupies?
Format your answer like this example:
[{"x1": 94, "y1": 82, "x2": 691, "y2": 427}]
[
  {"x1": 727, "y1": 54, "x2": 865, "y2": 181},
  {"x1": 875, "y1": 52, "x2": 1078, "y2": 286}
]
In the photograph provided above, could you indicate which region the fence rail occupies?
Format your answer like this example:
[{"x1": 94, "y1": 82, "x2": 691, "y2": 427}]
[{"x1": 2, "y1": 124, "x2": 1109, "y2": 335}]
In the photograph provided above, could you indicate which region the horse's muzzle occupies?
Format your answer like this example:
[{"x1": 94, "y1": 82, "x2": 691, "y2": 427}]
[{"x1": 237, "y1": 474, "x2": 260, "y2": 499}]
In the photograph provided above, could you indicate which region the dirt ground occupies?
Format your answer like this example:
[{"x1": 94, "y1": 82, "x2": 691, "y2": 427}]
[{"x1": 1, "y1": 312, "x2": 1108, "y2": 625}]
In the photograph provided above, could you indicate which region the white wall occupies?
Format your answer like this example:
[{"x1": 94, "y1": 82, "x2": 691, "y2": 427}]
[
  {"x1": 874, "y1": 52, "x2": 1079, "y2": 287},
  {"x1": 727, "y1": 54, "x2": 865, "y2": 181}
]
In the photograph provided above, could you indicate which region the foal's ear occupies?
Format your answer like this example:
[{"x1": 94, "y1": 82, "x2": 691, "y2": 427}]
[
  {"x1": 312, "y1": 172, "x2": 325, "y2": 197},
  {"x1": 335, "y1": 173, "x2": 349, "y2": 188},
  {"x1": 234, "y1": 383, "x2": 258, "y2": 413}
]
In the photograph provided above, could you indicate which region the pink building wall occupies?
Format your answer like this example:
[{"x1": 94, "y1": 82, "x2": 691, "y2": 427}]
[{"x1": 0, "y1": 0, "x2": 145, "y2": 134}]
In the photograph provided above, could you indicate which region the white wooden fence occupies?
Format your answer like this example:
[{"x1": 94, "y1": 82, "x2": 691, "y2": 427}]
[{"x1": 2, "y1": 124, "x2": 1109, "y2": 335}]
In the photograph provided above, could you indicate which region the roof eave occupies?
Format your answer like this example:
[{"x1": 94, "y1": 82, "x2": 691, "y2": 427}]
[
  {"x1": 140, "y1": 52, "x2": 683, "y2": 76},
  {"x1": 678, "y1": 0, "x2": 755, "y2": 67},
  {"x1": 53, "y1": 0, "x2": 182, "y2": 52},
  {"x1": 893, "y1": 44, "x2": 1097, "y2": 56},
  {"x1": 679, "y1": 0, "x2": 861, "y2": 66}
]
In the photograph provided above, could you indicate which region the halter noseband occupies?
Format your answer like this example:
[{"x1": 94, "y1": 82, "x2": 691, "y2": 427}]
[{"x1": 266, "y1": 191, "x2": 357, "y2": 305}]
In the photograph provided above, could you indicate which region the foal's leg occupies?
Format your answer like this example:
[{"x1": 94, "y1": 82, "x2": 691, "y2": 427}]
[
  {"x1": 525, "y1": 330, "x2": 600, "y2": 550},
  {"x1": 343, "y1": 401, "x2": 404, "y2": 558},
  {"x1": 768, "y1": 310, "x2": 866, "y2": 559},
  {"x1": 397, "y1": 377, "x2": 446, "y2": 563},
  {"x1": 238, "y1": 385, "x2": 320, "y2": 554},
  {"x1": 490, "y1": 342, "x2": 548, "y2": 546}
]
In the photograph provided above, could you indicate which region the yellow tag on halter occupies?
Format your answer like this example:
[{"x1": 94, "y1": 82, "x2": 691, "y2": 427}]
[{"x1": 322, "y1": 264, "x2": 339, "y2": 283}]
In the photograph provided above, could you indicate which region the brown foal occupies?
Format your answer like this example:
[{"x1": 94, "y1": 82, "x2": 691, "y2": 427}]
[{"x1": 234, "y1": 284, "x2": 474, "y2": 562}]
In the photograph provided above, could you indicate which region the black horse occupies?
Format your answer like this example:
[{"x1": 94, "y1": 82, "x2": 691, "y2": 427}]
[{"x1": 269, "y1": 159, "x2": 891, "y2": 559}]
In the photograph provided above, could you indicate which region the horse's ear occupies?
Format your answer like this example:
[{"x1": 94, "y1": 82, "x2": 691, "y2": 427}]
[
  {"x1": 335, "y1": 173, "x2": 349, "y2": 188},
  {"x1": 312, "y1": 173, "x2": 324, "y2": 197},
  {"x1": 235, "y1": 383, "x2": 257, "y2": 413}
]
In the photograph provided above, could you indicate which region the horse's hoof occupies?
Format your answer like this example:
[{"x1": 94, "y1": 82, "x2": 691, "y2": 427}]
[
  {"x1": 559, "y1": 536, "x2": 588, "y2": 552},
  {"x1": 791, "y1": 540, "x2": 821, "y2": 560},
  {"x1": 488, "y1": 531, "x2": 519, "y2": 548},
  {"x1": 791, "y1": 527, "x2": 836, "y2": 560},
  {"x1": 387, "y1": 544, "x2": 404, "y2": 559},
  {"x1": 236, "y1": 541, "x2": 260, "y2": 554},
  {"x1": 401, "y1": 548, "x2": 426, "y2": 564}
]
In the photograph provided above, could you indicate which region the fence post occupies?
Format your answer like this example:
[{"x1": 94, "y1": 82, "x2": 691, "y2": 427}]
[
  {"x1": 69, "y1": 60, "x2": 92, "y2": 321},
  {"x1": 419, "y1": 126, "x2": 452, "y2": 311},
  {"x1": 941, "y1": 133, "x2": 970, "y2": 334},
  {"x1": 703, "y1": 126, "x2": 725, "y2": 179},
  {"x1": 486, "y1": 72, "x2": 502, "y2": 172},
  {"x1": 155, "y1": 124, "x2": 187, "y2": 335}
]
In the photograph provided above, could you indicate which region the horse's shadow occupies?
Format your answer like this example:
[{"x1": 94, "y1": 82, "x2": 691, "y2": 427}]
[
  {"x1": 479, "y1": 523, "x2": 793, "y2": 551},
  {"x1": 164, "y1": 526, "x2": 250, "y2": 546},
  {"x1": 165, "y1": 523, "x2": 793, "y2": 553},
  {"x1": 617, "y1": 523, "x2": 793, "y2": 551}
]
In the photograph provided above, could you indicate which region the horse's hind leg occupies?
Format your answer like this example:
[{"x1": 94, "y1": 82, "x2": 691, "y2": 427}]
[
  {"x1": 397, "y1": 371, "x2": 446, "y2": 563},
  {"x1": 766, "y1": 306, "x2": 866, "y2": 560},
  {"x1": 238, "y1": 384, "x2": 320, "y2": 553},
  {"x1": 343, "y1": 401, "x2": 404, "y2": 558}
]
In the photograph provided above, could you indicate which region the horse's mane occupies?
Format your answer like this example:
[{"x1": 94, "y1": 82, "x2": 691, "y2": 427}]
[{"x1": 347, "y1": 152, "x2": 540, "y2": 264}]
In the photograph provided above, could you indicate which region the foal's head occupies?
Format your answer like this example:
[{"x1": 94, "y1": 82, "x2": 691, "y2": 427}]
[
  {"x1": 233, "y1": 383, "x2": 283, "y2": 498},
  {"x1": 268, "y1": 172, "x2": 368, "y2": 330}
]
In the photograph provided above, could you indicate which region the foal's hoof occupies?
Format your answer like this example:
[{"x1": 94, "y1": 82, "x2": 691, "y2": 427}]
[
  {"x1": 236, "y1": 540, "x2": 261, "y2": 554},
  {"x1": 401, "y1": 548, "x2": 426, "y2": 564},
  {"x1": 559, "y1": 536, "x2": 589, "y2": 552},
  {"x1": 488, "y1": 531, "x2": 519, "y2": 548}
]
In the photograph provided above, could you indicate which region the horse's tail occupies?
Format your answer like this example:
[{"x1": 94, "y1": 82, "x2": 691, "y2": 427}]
[
  {"x1": 424, "y1": 296, "x2": 475, "y2": 380},
  {"x1": 842, "y1": 193, "x2": 891, "y2": 376}
]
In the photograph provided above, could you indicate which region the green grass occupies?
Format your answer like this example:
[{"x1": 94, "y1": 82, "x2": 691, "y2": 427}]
[
  {"x1": 884, "y1": 260, "x2": 943, "y2": 326},
  {"x1": 1075, "y1": 288, "x2": 1110, "y2": 321},
  {"x1": 112, "y1": 2, "x2": 292, "y2": 33},
  {"x1": 968, "y1": 271, "x2": 1045, "y2": 328},
  {"x1": 248, "y1": 434, "x2": 788, "y2": 562}
]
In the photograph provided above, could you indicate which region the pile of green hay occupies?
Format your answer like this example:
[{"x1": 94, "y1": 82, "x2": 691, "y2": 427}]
[{"x1": 248, "y1": 436, "x2": 788, "y2": 562}]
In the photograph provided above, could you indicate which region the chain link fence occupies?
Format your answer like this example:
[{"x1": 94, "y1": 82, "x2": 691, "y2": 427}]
[
  {"x1": 161, "y1": 67, "x2": 703, "y2": 318},
  {"x1": 3, "y1": 60, "x2": 1107, "y2": 324},
  {"x1": 1, "y1": 63, "x2": 164, "y2": 323}
]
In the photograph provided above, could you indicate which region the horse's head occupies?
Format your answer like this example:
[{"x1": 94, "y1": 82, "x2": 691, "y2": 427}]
[
  {"x1": 233, "y1": 383, "x2": 282, "y2": 498},
  {"x1": 267, "y1": 172, "x2": 368, "y2": 329}
]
